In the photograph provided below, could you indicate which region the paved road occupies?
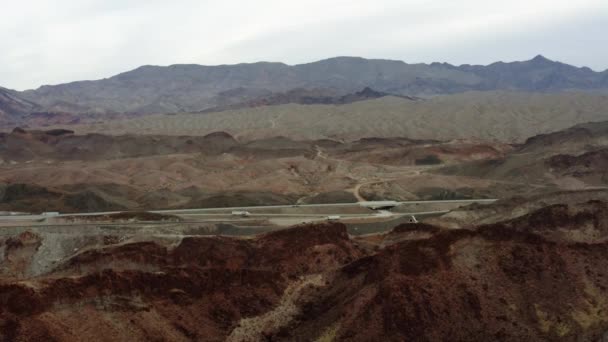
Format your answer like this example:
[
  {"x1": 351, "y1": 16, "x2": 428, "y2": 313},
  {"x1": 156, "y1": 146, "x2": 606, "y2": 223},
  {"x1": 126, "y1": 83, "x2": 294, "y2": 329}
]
[
  {"x1": 0, "y1": 210, "x2": 451, "y2": 229},
  {"x1": 0, "y1": 199, "x2": 496, "y2": 223},
  {"x1": 153, "y1": 199, "x2": 497, "y2": 214}
]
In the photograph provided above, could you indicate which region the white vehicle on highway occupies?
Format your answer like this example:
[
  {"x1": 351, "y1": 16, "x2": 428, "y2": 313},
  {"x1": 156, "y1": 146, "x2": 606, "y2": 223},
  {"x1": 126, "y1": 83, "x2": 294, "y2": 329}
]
[
  {"x1": 231, "y1": 210, "x2": 251, "y2": 217},
  {"x1": 326, "y1": 215, "x2": 341, "y2": 221}
]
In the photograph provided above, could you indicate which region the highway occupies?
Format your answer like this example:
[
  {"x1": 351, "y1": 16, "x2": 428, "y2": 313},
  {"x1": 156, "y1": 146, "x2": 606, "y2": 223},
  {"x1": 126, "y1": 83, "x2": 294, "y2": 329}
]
[
  {"x1": 91, "y1": 198, "x2": 496, "y2": 216},
  {"x1": 0, "y1": 210, "x2": 454, "y2": 230},
  {"x1": 158, "y1": 199, "x2": 497, "y2": 212},
  {"x1": 0, "y1": 199, "x2": 496, "y2": 225}
]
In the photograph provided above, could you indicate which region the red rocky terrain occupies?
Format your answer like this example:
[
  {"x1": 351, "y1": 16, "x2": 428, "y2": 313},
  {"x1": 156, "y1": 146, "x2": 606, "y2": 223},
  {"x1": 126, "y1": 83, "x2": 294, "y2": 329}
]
[{"x1": 2, "y1": 200, "x2": 608, "y2": 341}]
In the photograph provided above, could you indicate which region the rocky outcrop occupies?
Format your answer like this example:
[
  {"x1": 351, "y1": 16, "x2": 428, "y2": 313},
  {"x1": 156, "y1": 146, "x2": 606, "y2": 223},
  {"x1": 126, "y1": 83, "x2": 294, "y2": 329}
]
[
  {"x1": 2, "y1": 206, "x2": 608, "y2": 340},
  {"x1": 547, "y1": 149, "x2": 608, "y2": 176},
  {"x1": 0, "y1": 222, "x2": 361, "y2": 341},
  {"x1": 201, "y1": 87, "x2": 418, "y2": 113},
  {"x1": 278, "y1": 213, "x2": 608, "y2": 341}
]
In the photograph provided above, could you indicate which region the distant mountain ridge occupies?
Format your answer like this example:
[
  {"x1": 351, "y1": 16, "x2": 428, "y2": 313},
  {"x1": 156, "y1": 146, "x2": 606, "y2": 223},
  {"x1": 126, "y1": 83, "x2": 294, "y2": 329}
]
[{"x1": 5, "y1": 55, "x2": 608, "y2": 115}]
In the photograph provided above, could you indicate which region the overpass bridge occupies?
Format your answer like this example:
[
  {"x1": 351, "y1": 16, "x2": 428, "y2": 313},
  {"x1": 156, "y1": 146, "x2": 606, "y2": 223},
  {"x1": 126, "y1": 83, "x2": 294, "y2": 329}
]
[
  {"x1": 358, "y1": 199, "x2": 497, "y2": 210},
  {"x1": 358, "y1": 201, "x2": 400, "y2": 210}
]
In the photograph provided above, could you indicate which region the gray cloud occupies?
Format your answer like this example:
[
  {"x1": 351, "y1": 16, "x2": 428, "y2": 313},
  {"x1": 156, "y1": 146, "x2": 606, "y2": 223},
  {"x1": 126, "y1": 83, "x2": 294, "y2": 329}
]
[{"x1": 1, "y1": 0, "x2": 607, "y2": 90}]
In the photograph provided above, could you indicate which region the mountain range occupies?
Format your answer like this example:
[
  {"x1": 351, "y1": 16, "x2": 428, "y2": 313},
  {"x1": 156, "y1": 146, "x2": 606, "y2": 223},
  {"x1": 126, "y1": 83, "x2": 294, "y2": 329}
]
[{"x1": 2, "y1": 55, "x2": 607, "y2": 117}]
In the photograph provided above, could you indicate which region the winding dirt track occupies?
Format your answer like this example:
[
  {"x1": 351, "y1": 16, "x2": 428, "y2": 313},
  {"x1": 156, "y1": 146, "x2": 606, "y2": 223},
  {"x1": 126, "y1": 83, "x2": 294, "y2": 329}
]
[{"x1": 314, "y1": 145, "x2": 433, "y2": 202}]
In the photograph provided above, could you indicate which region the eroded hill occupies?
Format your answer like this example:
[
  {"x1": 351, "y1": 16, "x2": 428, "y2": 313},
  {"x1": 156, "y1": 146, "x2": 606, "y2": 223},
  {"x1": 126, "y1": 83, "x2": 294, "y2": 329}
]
[
  {"x1": 438, "y1": 121, "x2": 608, "y2": 189},
  {"x1": 2, "y1": 198, "x2": 608, "y2": 341}
]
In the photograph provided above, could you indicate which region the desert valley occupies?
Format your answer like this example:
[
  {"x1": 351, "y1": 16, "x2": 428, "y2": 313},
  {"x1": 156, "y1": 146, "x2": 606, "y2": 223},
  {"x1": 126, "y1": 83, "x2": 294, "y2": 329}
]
[{"x1": 1, "y1": 54, "x2": 608, "y2": 341}]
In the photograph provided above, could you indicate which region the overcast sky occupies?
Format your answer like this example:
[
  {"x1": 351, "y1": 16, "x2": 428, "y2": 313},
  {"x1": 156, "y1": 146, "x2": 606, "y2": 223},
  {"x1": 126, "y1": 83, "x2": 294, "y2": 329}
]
[{"x1": 1, "y1": 0, "x2": 607, "y2": 90}]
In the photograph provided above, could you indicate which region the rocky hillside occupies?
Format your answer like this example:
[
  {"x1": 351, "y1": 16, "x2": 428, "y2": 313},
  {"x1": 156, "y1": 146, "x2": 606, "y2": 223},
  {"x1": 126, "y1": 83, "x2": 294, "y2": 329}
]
[
  {"x1": 11, "y1": 55, "x2": 608, "y2": 115},
  {"x1": 0, "y1": 128, "x2": 239, "y2": 162},
  {"x1": 2, "y1": 202, "x2": 608, "y2": 341},
  {"x1": 439, "y1": 120, "x2": 608, "y2": 187},
  {"x1": 520, "y1": 121, "x2": 608, "y2": 154},
  {"x1": 0, "y1": 128, "x2": 507, "y2": 212},
  {"x1": 0, "y1": 87, "x2": 41, "y2": 125}
]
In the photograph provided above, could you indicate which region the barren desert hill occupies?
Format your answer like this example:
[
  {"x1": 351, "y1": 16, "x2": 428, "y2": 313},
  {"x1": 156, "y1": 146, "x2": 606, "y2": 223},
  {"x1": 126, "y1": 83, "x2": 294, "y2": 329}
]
[
  {"x1": 437, "y1": 120, "x2": 608, "y2": 192},
  {"x1": 0, "y1": 128, "x2": 511, "y2": 212},
  {"x1": 287, "y1": 217, "x2": 608, "y2": 341},
  {"x1": 7, "y1": 55, "x2": 608, "y2": 115},
  {"x1": 43, "y1": 91, "x2": 608, "y2": 144},
  {"x1": 520, "y1": 121, "x2": 608, "y2": 154},
  {"x1": 3, "y1": 118, "x2": 608, "y2": 214},
  {"x1": 342, "y1": 120, "x2": 608, "y2": 204},
  {"x1": 0, "y1": 87, "x2": 41, "y2": 124},
  {"x1": 0, "y1": 128, "x2": 239, "y2": 162},
  {"x1": 427, "y1": 189, "x2": 608, "y2": 228},
  {"x1": 2, "y1": 201, "x2": 608, "y2": 341}
]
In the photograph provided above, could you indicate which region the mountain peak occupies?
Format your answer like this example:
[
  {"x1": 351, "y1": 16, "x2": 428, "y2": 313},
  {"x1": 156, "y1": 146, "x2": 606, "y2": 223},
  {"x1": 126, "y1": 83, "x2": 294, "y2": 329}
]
[{"x1": 531, "y1": 55, "x2": 552, "y2": 63}]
